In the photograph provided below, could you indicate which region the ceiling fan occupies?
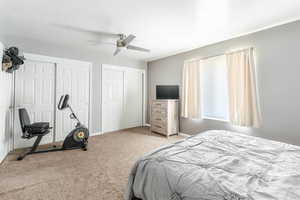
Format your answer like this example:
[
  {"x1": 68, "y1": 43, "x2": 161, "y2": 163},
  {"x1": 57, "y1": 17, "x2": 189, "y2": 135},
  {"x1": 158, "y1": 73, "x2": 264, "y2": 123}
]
[
  {"x1": 114, "y1": 34, "x2": 150, "y2": 56},
  {"x1": 55, "y1": 25, "x2": 150, "y2": 56}
]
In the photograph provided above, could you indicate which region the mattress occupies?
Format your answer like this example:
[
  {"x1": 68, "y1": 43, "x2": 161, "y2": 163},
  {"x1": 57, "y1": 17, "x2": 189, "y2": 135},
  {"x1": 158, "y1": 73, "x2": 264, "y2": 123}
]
[{"x1": 125, "y1": 130, "x2": 300, "y2": 200}]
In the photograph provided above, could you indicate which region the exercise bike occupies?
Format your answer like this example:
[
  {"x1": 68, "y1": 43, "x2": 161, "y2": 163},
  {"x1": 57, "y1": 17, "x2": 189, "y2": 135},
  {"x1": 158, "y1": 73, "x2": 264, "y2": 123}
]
[{"x1": 17, "y1": 94, "x2": 89, "y2": 160}]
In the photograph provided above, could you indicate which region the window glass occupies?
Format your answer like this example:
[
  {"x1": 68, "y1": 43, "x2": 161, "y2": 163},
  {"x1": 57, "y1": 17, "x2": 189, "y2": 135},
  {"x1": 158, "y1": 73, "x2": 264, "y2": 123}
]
[{"x1": 201, "y1": 55, "x2": 229, "y2": 121}]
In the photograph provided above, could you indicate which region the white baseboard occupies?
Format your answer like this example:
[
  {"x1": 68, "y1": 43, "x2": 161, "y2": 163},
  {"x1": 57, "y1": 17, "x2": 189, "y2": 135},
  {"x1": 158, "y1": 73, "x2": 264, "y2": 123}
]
[
  {"x1": 0, "y1": 152, "x2": 8, "y2": 165},
  {"x1": 144, "y1": 123, "x2": 151, "y2": 127},
  {"x1": 92, "y1": 129, "x2": 128, "y2": 136},
  {"x1": 100, "y1": 131, "x2": 115, "y2": 135},
  {"x1": 90, "y1": 132, "x2": 102, "y2": 136},
  {"x1": 91, "y1": 129, "x2": 190, "y2": 139}
]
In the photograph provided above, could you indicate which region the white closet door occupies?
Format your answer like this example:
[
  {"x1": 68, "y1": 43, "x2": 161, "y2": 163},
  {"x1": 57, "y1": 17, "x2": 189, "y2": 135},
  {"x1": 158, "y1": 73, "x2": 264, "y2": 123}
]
[
  {"x1": 14, "y1": 60, "x2": 55, "y2": 149},
  {"x1": 102, "y1": 65, "x2": 143, "y2": 133},
  {"x1": 123, "y1": 70, "x2": 143, "y2": 128},
  {"x1": 0, "y1": 43, "x2": 12, "y2": 161},
  {"x1": 102, "y1": 67, "x2": 124, "y2": 133},
  {"x1": 56, "y1": 63, "x2": 90, "y2": 141}
]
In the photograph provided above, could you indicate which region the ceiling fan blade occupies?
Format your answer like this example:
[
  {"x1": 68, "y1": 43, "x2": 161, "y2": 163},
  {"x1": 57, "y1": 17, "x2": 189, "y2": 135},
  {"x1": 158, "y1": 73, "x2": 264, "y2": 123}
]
[
  {"x1": 113, "y1": 48, "x2": 121, "y2": 56},
  {"x1": 123, "y1": 34, "x2": 136, "y2": 45},
  {"x1": 54, "y1": 24, "x2": 120, "y2": 37},
  {"x1": 127, "y1": 45, "x2": 150, "y2": 52},
  {"x1": 88, "y1": 40, "x2": 115, "y2": 46}
]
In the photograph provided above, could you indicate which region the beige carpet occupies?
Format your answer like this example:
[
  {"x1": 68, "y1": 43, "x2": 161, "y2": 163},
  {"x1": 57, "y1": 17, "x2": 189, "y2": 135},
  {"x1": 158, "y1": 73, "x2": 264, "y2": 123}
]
[{"x1": 0, "y1": 127, "x2": 183, "y2": 200}]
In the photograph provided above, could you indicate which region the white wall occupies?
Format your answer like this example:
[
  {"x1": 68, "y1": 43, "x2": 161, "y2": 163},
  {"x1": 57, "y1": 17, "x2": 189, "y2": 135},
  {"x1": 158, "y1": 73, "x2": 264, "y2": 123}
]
[
  {"x1": 0, "y1": 42, "x2": 12, "y2": 162},
  {"x1": 3, "y1": 36, "x2": 147, "y2": 134},
  {"x1": 148, "y1": 20, "x2": 300, "y2": 146}
]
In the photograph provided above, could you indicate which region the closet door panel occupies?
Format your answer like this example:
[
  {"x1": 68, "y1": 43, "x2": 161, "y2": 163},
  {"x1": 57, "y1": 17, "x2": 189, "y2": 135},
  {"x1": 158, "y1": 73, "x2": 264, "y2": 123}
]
[
  {"x1": 14, "y1": 60, "x2": 55, "y2": 149},
  {"x1": 102, "y1": 65, "x2": 144, "y2": 133},
  {"x1": 123, "y1": 70, "x2": 143, "y2": 128},
  {"x1": 102, "y1": 68, "x2": 124, "y2": 133},
  {"x1": 56, "y1": 63, "x2": 90, "y2": 141}
]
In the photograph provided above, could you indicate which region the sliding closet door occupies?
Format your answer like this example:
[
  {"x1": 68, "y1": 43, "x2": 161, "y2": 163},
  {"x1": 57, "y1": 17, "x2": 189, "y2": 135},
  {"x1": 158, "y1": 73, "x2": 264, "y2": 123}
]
[
  {"x1": 102, "y1": 67, "x2": 124, "y2": 133},
  {"x1": 102, "y1": 65, "x2": 144, "y2": 133},
  {"x1": 123, "y1": 70, "x2": 143, "y2": 129},
  {"x1": 55, "y1": 63, "x2": 90, "y2": 141},
  {"x1": 14, "y1": 60, "x2": 55, "y2": 149}
]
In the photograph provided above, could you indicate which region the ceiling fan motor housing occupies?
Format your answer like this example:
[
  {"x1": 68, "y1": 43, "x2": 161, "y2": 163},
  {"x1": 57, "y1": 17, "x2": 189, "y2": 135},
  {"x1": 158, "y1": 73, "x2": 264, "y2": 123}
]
[
  {"x1": 117, "y1": 39, "x2": 126, "y2": 48},
  {"x1": 117, "y1": 34, "x2": 127, "y2": 47}
]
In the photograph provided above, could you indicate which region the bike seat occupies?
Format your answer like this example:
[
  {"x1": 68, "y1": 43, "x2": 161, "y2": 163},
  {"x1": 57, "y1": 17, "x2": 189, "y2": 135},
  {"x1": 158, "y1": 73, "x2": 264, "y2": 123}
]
[{"x1": 24, "y1": 122, "x2": 51, "y2": 134}]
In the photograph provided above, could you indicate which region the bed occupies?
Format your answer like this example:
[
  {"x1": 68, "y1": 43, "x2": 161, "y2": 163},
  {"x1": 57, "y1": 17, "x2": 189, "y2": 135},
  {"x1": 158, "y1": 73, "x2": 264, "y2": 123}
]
[{"x1": 125, "y1": 130, "x2": 300, "y2": 200}]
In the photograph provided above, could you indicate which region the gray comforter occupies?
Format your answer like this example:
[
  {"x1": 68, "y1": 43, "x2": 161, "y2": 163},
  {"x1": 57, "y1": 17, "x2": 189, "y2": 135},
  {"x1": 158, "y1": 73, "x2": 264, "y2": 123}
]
[{"x1": 125, "y1": 130, "x2": 300, "y2": 200}]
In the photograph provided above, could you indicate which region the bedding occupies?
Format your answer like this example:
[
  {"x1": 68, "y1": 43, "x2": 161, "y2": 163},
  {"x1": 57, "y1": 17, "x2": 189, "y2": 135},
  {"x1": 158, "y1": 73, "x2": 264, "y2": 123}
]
[{"x1": 125, "y1": 130, "x2": 300, "y2": 200}]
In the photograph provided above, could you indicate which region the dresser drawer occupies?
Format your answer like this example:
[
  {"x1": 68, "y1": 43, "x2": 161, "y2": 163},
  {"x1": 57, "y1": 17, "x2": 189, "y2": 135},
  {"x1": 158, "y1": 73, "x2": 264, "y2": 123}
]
[
  {"x1": 152, "y1": 101, "x2": 167, "y2": 110},
  {"x1": 151, "y1": 115, "x2": 167, "y2": 122},
  {"x1": 151, "y1": 124, "x2": 167, "y2": 134},
  {"x1": 152, "y1": 109, "x2": 167, "y2": 118},
  {"x1": 151, "y1": 117, "x2": 167, "y2": 126}
]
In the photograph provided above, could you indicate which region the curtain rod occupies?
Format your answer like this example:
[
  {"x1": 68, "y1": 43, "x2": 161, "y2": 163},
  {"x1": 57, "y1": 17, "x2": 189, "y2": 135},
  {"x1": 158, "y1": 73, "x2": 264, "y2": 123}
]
[{"x1": 184, "y1": 47, "x2": 254, "y2": 63}]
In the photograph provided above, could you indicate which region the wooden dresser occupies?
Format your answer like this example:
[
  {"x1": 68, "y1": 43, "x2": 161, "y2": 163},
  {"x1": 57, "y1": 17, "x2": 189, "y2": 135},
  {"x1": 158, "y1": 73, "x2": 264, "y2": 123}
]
[{"x1": 150, "y1": 100, "x2": 179, "y2": 137}]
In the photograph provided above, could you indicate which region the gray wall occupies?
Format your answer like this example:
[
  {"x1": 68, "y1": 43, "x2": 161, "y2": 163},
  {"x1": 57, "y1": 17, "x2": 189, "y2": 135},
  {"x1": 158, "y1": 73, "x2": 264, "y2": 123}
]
[
  {"x1": 148, "y1": 20, "x2": 300, "y2": 146},
  {"x1": 3, "y1": 36, "x2": 147, "y2": 134}
]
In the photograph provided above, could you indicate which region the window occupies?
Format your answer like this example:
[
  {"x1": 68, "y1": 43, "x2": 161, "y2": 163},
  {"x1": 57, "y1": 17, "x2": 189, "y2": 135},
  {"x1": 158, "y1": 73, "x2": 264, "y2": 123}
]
[{"x1": 201, "y1": 55, "x2": 229, "y2": 121}]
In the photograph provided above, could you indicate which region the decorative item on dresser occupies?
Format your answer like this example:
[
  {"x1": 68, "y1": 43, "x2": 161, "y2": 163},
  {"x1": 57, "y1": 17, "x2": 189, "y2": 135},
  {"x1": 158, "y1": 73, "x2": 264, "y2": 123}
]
[{"x1": 150, "y1": 100, "x2": 179, "y2": 137}]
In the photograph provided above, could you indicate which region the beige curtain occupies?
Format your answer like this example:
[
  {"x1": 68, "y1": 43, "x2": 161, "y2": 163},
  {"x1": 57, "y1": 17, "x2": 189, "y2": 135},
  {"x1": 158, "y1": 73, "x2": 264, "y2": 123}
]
[
  {"x1": 226, "y1": 48, "x2": 262, "y2": 127},
  {"x1": 181, "y1": 59, "x2": 201, "y2": 119}
]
